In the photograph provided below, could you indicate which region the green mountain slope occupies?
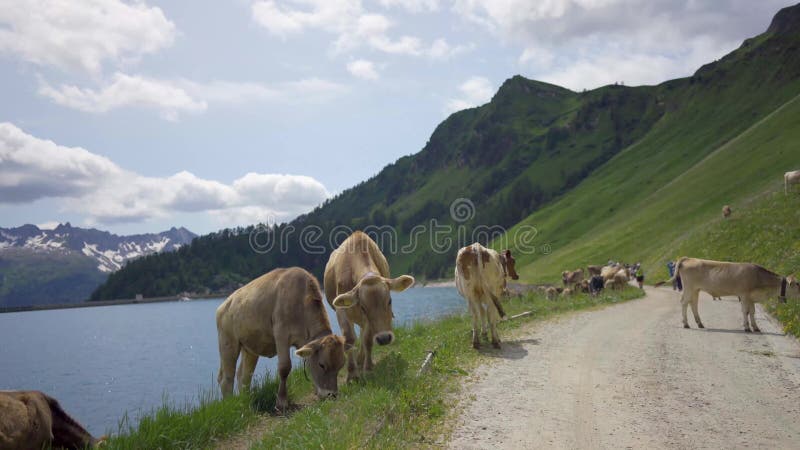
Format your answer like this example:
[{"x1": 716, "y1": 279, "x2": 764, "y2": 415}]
[
  {"x1": 501, "y1": 4, "x2": 800, "y2": 282},
  {"x1": 93, "y1": 3, "x2": 800, "y2": 301}
]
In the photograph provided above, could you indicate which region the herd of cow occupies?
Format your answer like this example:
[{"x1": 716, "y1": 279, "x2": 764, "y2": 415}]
[{"x1": 4, "y1": 217, "x2": 800, "y2": 448}]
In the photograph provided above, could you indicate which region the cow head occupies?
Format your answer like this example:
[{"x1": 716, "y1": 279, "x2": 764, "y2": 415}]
[
  {"x1": 332, "y1": 274, "x2": 415, "y2": 346},
  {"x1": 295, "y1": 334, "x2": 348, "y2": 399},
  {"x1": 502, "y1": 249, "x2": 519, "y2": 280}
]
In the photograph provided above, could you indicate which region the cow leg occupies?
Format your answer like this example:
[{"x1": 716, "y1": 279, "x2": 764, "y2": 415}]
[
  {"x1": 236, "y1": 349, "x2": 259, "y2": 393},
  {"x1": 217, "y1": 331, "x2": 240, "y2": 398},
  {"x1": 690, "y1": 291, "x2": 704, "y2": 328},
  {"x1": 275, "y1": 340, "x2": 292, "y2": 412},
  {"x1": 748, "y1": 301, "x2": 760, "y2": 332},
  {"x1": 468, "y1": 300, "x2": 481, "y2": 349},
  {"x1": 478, "y1": 302, "x2": 489, "y2": 341},
  {"x1": 335, "y1": 309, "x2": 359, "y2": 382},
  {"x1": 487, "y1": 300, "x2": 501, "y2": 349},
  {"x1": 740, "y1": 298, "x2": 751, "y2": 332},
  {"x1": 680, "y1": 290, "x2": 691, "y2": 328},
  {"x1": 360, "y1": 328, "x2": 375, "y2": 372}
]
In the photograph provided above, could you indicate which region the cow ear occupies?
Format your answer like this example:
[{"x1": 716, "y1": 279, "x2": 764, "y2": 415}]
[
  {"x1": 387, "y1": 275, "x2": 415, "y2": 292},
  {"x1": 332, "y1": 291, "x2": 358, "y2": 309},
  {"x1": 295, "y1": 342, "x2": 318, "y2": 358}
]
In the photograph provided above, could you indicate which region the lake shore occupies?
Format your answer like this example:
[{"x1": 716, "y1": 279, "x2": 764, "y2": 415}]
[{"x1": 0, "y1": 292, "x2": 228, "y2": 314}]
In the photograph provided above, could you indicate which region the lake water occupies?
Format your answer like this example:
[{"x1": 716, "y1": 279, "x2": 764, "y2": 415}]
[{"x1": 0, "y1": 287, "x2": 465, "y2": 435}]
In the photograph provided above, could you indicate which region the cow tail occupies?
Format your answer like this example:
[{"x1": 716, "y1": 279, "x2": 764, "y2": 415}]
[{"x1": 474, "y1": 244, "x2": 508, "y2": 319}]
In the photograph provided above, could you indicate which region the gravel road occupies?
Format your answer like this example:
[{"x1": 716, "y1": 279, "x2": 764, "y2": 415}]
[{"x1": 449, "y1": 287, "x2": 800, "y2": 449}]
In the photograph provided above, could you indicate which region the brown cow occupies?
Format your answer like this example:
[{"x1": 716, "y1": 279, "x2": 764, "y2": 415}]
[
  {"x1": 0, "y1": 390, "x2": 104, "y2": 450},
  {"x1": 587, "y1": 265, "x2": 602, "y2": 277},
  {"x1": 722, "y1": 205, "x2": 732, "y2": 218},
  {"x1": 324, "y1": 231, "x2": 414, "y2": 381},
  {"x1": 562, "y1": 268, "x2": 584, "y2": 290},
  {"x1": 216, "y1": 267, "x2": 347, "y2": 410},
  {"x1": 659, "y1": 257, "x2": 800, "y2": 331},
  {"x1": 500, "y1": 249, "x2": 520, "y2": 280},
  {"x1": 455, "y1": 243, "x2": 511, "y2": 349}
]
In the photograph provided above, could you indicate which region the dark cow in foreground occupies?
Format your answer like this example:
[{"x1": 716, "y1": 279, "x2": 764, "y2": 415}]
[
  {"x1": 455, "y1": 243, "x2": 516, "y2": 349},
  {"x1": 0, "y1": 390, "x2": 104, "y2": 450},
  {"x1": 324, "y1": 231, "x2": 415, "y2": 381},
  {"x1": 216, "y1": 267, "x2": 348, "y2": 410},
  {"x1": 658, "y1": 257, "x2": 800, "y2": 331}
]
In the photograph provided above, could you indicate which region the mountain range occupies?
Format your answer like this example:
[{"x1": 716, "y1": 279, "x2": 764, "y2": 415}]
[
  {"x1": 0, "y1": 224, "x2": 196, "y2": 307},
  {"x1": 89, "y1": 3, "x2": 800, "y2": 300}
]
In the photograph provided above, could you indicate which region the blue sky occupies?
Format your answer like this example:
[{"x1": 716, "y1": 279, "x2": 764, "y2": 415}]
[{"x1": 0, "y1": 0, "x2": 793, "y2": 235}]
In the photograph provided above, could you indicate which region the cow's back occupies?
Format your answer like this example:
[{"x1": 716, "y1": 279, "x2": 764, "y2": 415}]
[
  {"x1": 678, "y1": 258, "x2": 780, "y2": 297},
  {"x1": 0, "y1": 391, "x2": 53, "y2": 450},
  {"x1": 324, "y1": 231, "x2": 389, "y2": 305},
  {"x1": 455, "y1": 244, "x2": 504, "y2": 301}
]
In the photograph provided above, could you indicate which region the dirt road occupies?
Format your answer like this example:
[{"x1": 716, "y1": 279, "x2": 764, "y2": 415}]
[{"x1": 449, "y1": 287, "x2": 800, "y2": 449}]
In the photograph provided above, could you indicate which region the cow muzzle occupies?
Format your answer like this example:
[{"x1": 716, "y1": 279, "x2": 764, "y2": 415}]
[
  {"x1": 316, "y1": 388, "x2": 337, "y2": 399},
  {"x1": 375, "y1": 332, "x2": 394, "y2": 346}
]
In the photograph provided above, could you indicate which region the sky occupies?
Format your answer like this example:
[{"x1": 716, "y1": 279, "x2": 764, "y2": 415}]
[{"x1": 0, "y1": 0, "x2": 794, "y2": 235}]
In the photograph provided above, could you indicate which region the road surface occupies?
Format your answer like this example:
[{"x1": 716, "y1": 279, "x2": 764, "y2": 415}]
[{"x1": 449, "y1": 287, "x2": 800, "y2": 449}]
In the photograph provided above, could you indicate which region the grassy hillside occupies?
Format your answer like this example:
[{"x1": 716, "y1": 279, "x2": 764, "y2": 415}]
[
  {"x1": 498, "y1": 5, "x2": 800, "y2": 283},
  {"x1": 94, "y1": 3, "x2": 800, "y2": 301}
]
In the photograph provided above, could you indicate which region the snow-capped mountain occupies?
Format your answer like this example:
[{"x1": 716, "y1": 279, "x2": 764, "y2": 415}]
[{"x1": 0, "y1": 223, "x2": 196, "y2": 273}]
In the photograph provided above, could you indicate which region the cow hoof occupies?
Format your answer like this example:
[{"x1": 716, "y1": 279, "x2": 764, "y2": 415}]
[
  {"x1": 492, "y1": 342, "x2": 501, "y2": 349},
  {"x1": 472, "y1": 342, "x2": 481, "y2": 350},
  {"x1": 698, "y1": 323, "x2": 705, "y2": 329},
  {"x1": 753, "y1": 328, "x2": 761, "y2": 333},
  {"x1": 744, "y1": 328, "x2": 752, "y2": 333},
  {"x1": 683, "y1": 324, "x2": 690, "y2": 329}
]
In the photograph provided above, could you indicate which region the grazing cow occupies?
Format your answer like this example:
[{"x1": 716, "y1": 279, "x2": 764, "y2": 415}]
[
  {"x1": 324, "y1": 232, "x2": 414, "y2": 380},
  {"x1": 455, "y1": 243, "x2": 511, "y2": 349},
  {"x1": 0, "y1": 390, "x2": 104, "y2": 450},
  {"x1": 601, "y1": 264, "x2": 621, "y2": 281},
  {"x1": 216, "y1": 267, "x2": 347, "y2": 410},
  {"x1": 658, "y1": 257, "x2": 800, "y2": 331},
  {"x1": 562, "y1": 268, "x2": 584, "y2": 290},
  {"x1": 604, "y1": 279, "x2": 615, "y2": 290},
  {"x1": 587, "y1": 265, "x2": 602, "y2": 277},
  {"x1": 562, "y1": 287, "x2": 573, "y2": 298},
  {"x1": 722, "y1": 205, "x2": 732, "y2": 218},
  {"x1": 613, "y1": 269, "x2": 629, "y2": 290},
  {"x1": 580, "y1": 279, "x2": 590, "y2": 293},
  {"x1": 589, "y1": 275, "x2": 605, "y2": 295},
  {"x1": 785, "y1": 170, "x2": 800, "y2": 195},
  {"x1": 545, "y1": 286, "x2": 558, "y2": 300}
]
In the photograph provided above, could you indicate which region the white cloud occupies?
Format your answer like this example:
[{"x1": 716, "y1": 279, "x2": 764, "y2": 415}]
[
  {"x1": 37, "y1": 73, "x2": 347, "y2": 120},
  {"x1": 251, "y1": 0, "x2": 468, "y2": 60},
  {"x1": 452, "y1": 0, "x2": 791, "y2": 90},
  {"x1": 0, "y1": 0, "x2": 176, "y2": 75},
  {"x1": 0, "y1": 123, "x2": 331, "y2": 225},
  {"x1": 38, "y1": 73, "x2": 207, "y2": 121},
  {"x1": 379, "y1": 0, "x2": 440, "y2": 13},
  {"x1": 444, "y1": 76, "x2": 494, "y2": 114},
  {"x1": 36, "y1": 221, "x2": 60, "y2": 230},
  {"x1": 347, "y1": 59, "x2": 379, "y2": 80}
]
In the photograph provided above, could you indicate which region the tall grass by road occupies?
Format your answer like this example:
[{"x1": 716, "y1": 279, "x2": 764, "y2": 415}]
[{"x1": 104, "y1": 287, "x2": 643, "y2": 449}]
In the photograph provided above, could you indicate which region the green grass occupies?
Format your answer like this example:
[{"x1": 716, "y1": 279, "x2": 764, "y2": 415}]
[{"x1": 103, "y1": 287, "x2": 643, "y2": 449}]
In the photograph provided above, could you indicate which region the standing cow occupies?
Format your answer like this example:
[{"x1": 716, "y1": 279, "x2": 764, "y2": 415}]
[
  {"x1": 455, "y1": 243, "x2": 515, "y2": 349},
  {"x1": 722, "y1": 205, "x2": 732, "y2": 218},
  {"x1": 659, "y1": 257, "x2": 800, "y2": 331},
  {"x1": 216, "y1": 267, "x2": 348, "y2": 411},
  {"x1": 785, "y1": 170, "x2": 800, "y2": 195},
  {"x1": 324, "y1": 231, "x2": 415, "y2": 382}
]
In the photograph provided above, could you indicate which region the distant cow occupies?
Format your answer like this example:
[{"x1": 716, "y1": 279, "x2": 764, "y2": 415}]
[
  {"x1": 216, "y1": 267, "x2": 347, "y2": 410},
  {"x1": 455, "y1": 243, "x2": 511, "y2": 349},
  {"x1": 785, "y1": 170, "x2": 800, "y2": 195},
  {"x1": 500, "y1": 249, "x2": 520, "y2": 280},
  {"x1": 589, "y1": 275, "x2": 605, "y2": 295},
  {"x1": 722, "y1": 205, "x2": 732, "y2": 218},
  {"x1": 587, "y1": 265, "x2": 602, "y2": 277},
  {"x1": 561, "y1": 287, "x2": 573, "y2": 298},
  {"x1": 545, "y1": 286, "x2": 558, "y2": 300},
  {"x1": 601, "y1": 264, "x2": 621, "y2": 281},
  {"x1": 324, "y1": 231, "x2": 414, "y2": 381},
  {"x1": 0, "y1": 390, "x2": 104, "y2": 450},
  {"x1": 613, "y1": 269, "x2": 629, "y2": 290},
  {"x1": 562, "y1": 269, "x2": 584, "y2": 290},
  {"x1": 659, "y1": 257, "x2": 800, "y2": 331}
]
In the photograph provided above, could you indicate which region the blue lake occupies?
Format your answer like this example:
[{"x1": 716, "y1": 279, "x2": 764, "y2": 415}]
[{"x1": 0, "y1": 287, "x2": 465, "y2": 435}]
